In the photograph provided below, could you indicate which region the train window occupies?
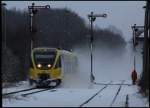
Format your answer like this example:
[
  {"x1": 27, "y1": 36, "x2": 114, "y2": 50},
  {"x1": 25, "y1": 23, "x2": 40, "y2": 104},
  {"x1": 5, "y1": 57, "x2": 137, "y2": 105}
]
[
  {"x1": 55, "y1": 56, "x2": 61, "y2": 68},
  {"x1": 33, "y1": 51, "x2": 57, "y2": 69}
]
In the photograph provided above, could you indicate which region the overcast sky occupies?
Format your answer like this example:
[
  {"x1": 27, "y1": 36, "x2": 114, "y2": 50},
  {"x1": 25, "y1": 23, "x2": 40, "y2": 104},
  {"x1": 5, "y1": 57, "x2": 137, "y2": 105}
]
[{"x1": 2, "y1": 1, "x2": 146, "y2": 41}]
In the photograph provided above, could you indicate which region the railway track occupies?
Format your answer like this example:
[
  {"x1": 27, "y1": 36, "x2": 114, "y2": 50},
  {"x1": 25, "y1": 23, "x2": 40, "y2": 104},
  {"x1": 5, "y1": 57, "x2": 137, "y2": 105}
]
[
  {"x1": 3, "y1": 86, "x2": 56, "y2": 97},
  {"x1": 21, "y1": 88, "x2": 56, "y2": 97},
  {"x1": 79, "y1": 80, "x2": 127, "y2": 107},
  {"x1": 93, "y1": 82, "x2": 131, "y2": 86},
  {"x1": 2, "y1": 87, "x2": 37, "y2": 96},
  {"x1": 79, "y1": 81, "x2": 113, "y2": 107},
  {"x1": 110, "y1": 80, "x2": 125, "y2": 106}
]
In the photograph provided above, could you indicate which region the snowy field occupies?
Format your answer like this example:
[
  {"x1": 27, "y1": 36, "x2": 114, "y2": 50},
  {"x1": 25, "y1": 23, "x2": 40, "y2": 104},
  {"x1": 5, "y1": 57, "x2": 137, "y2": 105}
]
[{"x1": 2, "y1": 42, "x2": 149, "y2": 107}]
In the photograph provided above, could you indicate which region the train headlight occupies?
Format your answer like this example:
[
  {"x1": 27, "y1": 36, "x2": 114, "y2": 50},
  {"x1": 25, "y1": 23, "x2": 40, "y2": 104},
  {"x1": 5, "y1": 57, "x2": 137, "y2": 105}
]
[
  {"x1": 37, "y1": 64, "x2": 42, "y2": 68},
  {"x1": 47, "y1": 64, "x2": 51, "y2": 68}
]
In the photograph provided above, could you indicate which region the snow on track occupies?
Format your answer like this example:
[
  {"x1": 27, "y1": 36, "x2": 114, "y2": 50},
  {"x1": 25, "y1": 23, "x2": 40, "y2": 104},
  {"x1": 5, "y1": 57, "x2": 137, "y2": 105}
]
[
  {"x1": 83, "y1": 80, "x2": 125, "y2": 107},
  {"x1": 2, "y1": 80, "x2": 148, "y2": 107},
  {"x1": 79, "y1": 81, "x2": 112, "y2": 107}
]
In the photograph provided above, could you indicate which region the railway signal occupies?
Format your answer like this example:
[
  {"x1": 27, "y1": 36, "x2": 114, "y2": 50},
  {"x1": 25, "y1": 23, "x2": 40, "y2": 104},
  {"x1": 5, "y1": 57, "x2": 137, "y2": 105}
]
[
  {"x1": 131, "y1": 24, "x2": 144, "y2": 47},
  {"x1": 131, "y1": 24, "x2": 145, "y2": 85},
  {"x1": 28, "y1": 3, "x2": 50, "y2": 50},
  {"x1": 87, "y1": 12, "x2": 107, "y2": 83}
]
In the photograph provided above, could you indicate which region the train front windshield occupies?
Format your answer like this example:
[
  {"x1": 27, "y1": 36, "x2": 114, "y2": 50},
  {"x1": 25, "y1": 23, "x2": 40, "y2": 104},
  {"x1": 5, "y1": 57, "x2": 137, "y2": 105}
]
[{"x1": 34, "y1": 51, "x2": 56, "y2": 69}]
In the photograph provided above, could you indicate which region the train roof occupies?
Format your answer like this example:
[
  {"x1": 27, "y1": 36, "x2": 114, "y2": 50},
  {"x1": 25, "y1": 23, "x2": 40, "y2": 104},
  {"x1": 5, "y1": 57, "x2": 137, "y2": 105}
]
[{"x1": 32, "y1": 47, "x2": 75, "y2": 56}]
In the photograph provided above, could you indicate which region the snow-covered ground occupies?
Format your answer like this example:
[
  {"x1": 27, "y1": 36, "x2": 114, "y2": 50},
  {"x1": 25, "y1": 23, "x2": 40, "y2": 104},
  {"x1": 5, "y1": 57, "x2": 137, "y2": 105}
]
[
  {"x1": 2, "y1": 80, "x2": 148, "y2": 107},
  {"x1": 2, "y1": 42, "x2": 149, "y2": 107}
]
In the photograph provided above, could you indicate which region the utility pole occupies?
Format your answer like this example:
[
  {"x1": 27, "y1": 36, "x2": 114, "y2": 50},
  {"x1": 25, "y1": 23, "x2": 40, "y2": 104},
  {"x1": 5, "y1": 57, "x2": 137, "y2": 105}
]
[
  {"x1": 28, "y1": 3, "x2": 50, "y2": 51},
  {"x1": 2, "y1": 3, "x2": 7, "y2": 49},
  {"x1": 87, "y1": 12, "x2": 107, "y2": 83},
  {"x1": 140, "y1": 1, "x2": 150, "y2": 93}
]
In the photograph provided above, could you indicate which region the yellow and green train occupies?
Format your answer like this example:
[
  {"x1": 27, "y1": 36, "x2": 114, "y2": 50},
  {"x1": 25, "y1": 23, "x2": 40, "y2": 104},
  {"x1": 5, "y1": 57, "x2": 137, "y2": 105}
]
[{"x1": 29, "y1": 47, "x2": 77, "y2": 87}]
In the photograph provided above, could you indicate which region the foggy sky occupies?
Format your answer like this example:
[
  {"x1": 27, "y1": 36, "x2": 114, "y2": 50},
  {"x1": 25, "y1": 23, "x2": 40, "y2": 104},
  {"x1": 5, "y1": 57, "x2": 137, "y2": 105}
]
[{"x1": 2, "y1": 1, "x2": 146, "y2": 41}]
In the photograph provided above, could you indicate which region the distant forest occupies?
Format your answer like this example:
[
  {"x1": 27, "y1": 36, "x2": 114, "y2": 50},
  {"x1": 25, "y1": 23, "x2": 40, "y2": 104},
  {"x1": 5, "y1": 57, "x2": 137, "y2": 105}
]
[{"x1": 2, "y1": 7, "x2": 126, "y2": 83}]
